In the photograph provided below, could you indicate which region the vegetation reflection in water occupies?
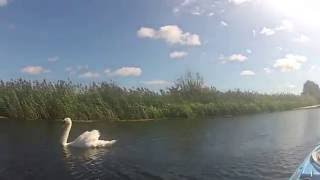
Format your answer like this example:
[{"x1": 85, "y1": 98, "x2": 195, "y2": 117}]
[{"x1": 0, "y1": 72, "x2": 319, "y2": 121}]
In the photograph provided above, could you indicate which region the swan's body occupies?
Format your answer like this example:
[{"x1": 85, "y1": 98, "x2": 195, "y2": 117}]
[{"x1": 61, "y1": 118, "x2": 116, "y2": 148}]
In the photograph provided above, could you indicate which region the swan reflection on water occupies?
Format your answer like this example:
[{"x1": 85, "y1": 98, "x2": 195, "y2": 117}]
[
  {"x1": 62, "y1": 146, "x2": 109, "y2": 161},
  {"x1": 62, "y1": 146, "x2": 111, "y2": 179}
]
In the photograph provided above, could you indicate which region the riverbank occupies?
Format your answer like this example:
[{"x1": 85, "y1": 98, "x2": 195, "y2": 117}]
[
  {"x1": 1, "y1": 104, "x2": 319, "y2": 122},
  {"x1": 0, "y1": 75, "x2": 318, "y2": 121},
  {"x1": 294, "y1": 104, "x2": 320, "y2": 110}
]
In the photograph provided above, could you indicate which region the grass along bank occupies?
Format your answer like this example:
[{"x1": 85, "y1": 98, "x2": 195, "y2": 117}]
[{"x1": 0, "y1": 72, "x2": 318, "y2": 121}]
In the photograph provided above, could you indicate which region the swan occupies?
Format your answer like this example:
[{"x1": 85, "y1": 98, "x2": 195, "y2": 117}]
[{"x1": 61, "y1": 117, "x2": 117, "y2": 148}]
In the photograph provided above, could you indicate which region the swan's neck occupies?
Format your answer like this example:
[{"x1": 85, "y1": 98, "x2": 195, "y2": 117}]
[{"x1": 61, "y1": 123, "x2": 72, "y2": 146}]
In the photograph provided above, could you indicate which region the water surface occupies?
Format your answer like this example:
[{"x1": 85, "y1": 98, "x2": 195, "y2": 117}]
[{"x1": 1, "y1": 109, "x2": 320, "y2": 179}]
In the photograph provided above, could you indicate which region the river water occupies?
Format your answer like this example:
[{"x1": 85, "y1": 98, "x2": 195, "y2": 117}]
[{"x1": 1, "y1": 108, "x2": 320, "y2": 180}]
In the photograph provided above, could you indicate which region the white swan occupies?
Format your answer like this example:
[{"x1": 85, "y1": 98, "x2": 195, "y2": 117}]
[{"x1": 61, "y1": 118, "x2": 117, "y2": 148}]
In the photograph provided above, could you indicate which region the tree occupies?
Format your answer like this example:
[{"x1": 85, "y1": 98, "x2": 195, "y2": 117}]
[{"x1": 302, "y1": 80, "x2": 320, "y2": 99}]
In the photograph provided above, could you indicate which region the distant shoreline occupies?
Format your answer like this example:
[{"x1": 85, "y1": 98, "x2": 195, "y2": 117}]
[
  {"x1": 2, "y1": 105, "x2": 320, "y2": 122},
  {"x1": 2, "y1": 104, "x2": 320, "y2": 122},
  {"x1": 294, "y1": 104, "x2": 320, "y2": 110}
]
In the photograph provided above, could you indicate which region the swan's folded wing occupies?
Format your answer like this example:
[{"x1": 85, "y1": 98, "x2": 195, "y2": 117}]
[
  {"x1": 95, "y1": 140, "x2": 117, "y2": 147},
  {"x1": 72, "y1": 130, "x2": 100, "y2": 146}
]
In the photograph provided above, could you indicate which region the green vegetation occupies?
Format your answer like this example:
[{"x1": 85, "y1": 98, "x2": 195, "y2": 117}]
[{"x1": 0, "y1": 72, "x2": 318, "y2": 121}]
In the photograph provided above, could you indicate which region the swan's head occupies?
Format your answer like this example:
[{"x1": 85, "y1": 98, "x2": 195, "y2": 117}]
[{"x1": 63, "y1": 117, "x2": 72, "y2": 125}]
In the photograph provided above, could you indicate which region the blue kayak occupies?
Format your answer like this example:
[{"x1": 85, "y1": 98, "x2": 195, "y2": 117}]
[{"x1": 291, "y1": 145, "x2": 320, "y2": 179}]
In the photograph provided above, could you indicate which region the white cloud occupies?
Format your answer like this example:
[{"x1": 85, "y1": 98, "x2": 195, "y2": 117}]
[
  {"x1": 65, "y1": 67, "x2": 73, "y2": 72},
  {"x1": 137, "y1": 27, "x2": 156, "y2": 38},
  {"x1": 173, "y1": 7, "x2": 180, "y2": 13},
  {"x1": 191, "y1": 11, "x2": 201, "y2": 16},
  {"x1": 288, "y1": 84, "x2": 296, "y2": 89},
  {"x1": 109, "y1": 67, "x2": 142, "y2": 77},
  {"x1": 207, "y1": 12, "x2": 215, "y2": 16},
  {"x1": 263, "y1": 67, "x2": 273, "y2": 74},
  {"x1": 260, "y1": 27, "x2": 275, "y2": 36},
  {"x1": 169, "y1": 51, "x2": 188, "y2": 59},
  {"x1": 220, "y1": 21, "x2": 228, "y2": 27},
  {"x1": 252, "y1": 30, "x2": 256, "y2": 37},
  {"x1": 229, "y1": 0, "x2": 253, "y2": 5},
  {"x1": 48, "y1": 56, "x2": 59, "y2": 62},
  {"x1": 142, "y1": 80, "x2": 171, "y2": 85},
  {"x1": 275, "y1": 20, "x2": 294, "y2": 32},
  {"x1": 137, "y1": 25, "x2": 201, "y2": 46},
  {"x1": 240, "y1": 70, "x2": 255, "y2": 76},
  {"x1": 227, "y1": 54, "x2": 248, "y2": 62},
  {"x1": 181, "y1": 0, "x2": 195, "y2": 6},
  {"x1": 309, "y1": 65, "x2": 320, "y2": 73},
  {"x1": 260, "y1": 20, "x2": 294, "y2": 36},
  {"x1": 21, "y1": 66, "x2": 50, "y2": 75},
  {"x1": 65, "y1": 65, "x2": 100, "y2": 78},
  {"x1": 0, "y1": 0, "x2": 8, "y2": 7},
  {"x1": 79, "y1": 71, "x2": 100, "y2": 78},
  {"x1": 76, "y1": 65, "x2": 89, "y2": 72},
  {"x1": 273, "y1": 54, "x2": 307, "y2": 72},
  {"x1": 293, "y1": 34, "x2": 310, "y2": 43},
  {"x1": 246, "y1": 49, "x2": 252, "y2": 54},
  {"x1": 65, "y1": 67, "x2": 75, "y2": 75},
  {"x1": 173, "y1": 0, "x2": 219, "y2": 17},
  {"x1": 104, "y1": 68, "x2": 111, "y2": 74}
]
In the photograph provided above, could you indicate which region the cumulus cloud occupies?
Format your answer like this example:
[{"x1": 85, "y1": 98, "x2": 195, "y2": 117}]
[
  {"x1": 191, "y1": 11, "x2": 201, "y2": 16},
  {"x1": 309, "y1": 65, "x2": 320, "y2": 73},
  {"x1": 260, "y1": 20, "x2": 294, "y2": 36},
  {"x1": 169, "y1": 51, "x2": 188, "y2": 59},
  {"x1": 172, "y1": 0, "x2": 219, "y2": 17},
  {"x1": 273, "y1": 54, "x2": 307, "y2": 72},
  {"x1": 142, "y1": 80, "x2": 171, "y2": 85},
  {"x1": 137, "y1": 27, "x2": 156, "y2": 38},
  {"x1": 277, "y1": 46, "x2": 283, "y2": 51},
  {"x1": 275, "y1": 20, "x2": 294, "y2": 32},
  {"x1": 252, "y1": 30, "x2": 257, "y2": 38},
  {"x1": 220, "y1": 21, "x2": 228, "y2": 27},
  {"x1": 0, "y1": 0, "x2": 8, "y2": 7},
  {"x1": 260, "y1": 27, "x2": 275, "y2": 36},
  {"x1": 104, "y1": 68, "x2": 111, "y2": 74},
  {"x1": 79, "y1": 71, "x2": 100, "y2": 78},
  {"x1": 65, "y1": 67, "x2": 74, "y2": 73},
  {"x1": 109, "y1": 67, "x2": 142, "y2": 77},
  {"x1": 48, "y1": 56, "x2": 59, "y2": 62},
  {"x1": 293, "y1": 34, "x2": 310, "y2": 43},
  {"x1": 207, "y1": 12, "x2": 215, "y2": 16},
  {"x1": 229, "y1": 0, "x2": 253, "y2": 5},
  {"x1": 226, "y1": 54, "x2": 248, "y2": 62},
  {"x1": 137, "y1": 25, "x2": 201, "y2": 46},
  {"x1": 21, "y1": 66, "x2": 50, "y2": 75},
  {"x1": 287, "y1": 84, "x2": 296, "y2": 89},
  {"x1": 180, "y1": 0, "x2": 195, "y2": 6},
  {"x1": 263, "y1": 67, "x2": 273, "y2": 74},
  {"x1": 65, "y1": 65, "x2": 100, "y2": 78},
  {"x1": 240, "y1": 70, "x2": 255, "y2": 76}
]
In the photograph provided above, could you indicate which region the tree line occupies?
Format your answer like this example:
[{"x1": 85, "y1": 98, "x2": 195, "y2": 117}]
[{"x1": 0, "y1": 72, "x2": 318, "y2": 121}]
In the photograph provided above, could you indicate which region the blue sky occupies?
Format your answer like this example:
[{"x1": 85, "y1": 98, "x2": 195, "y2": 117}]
[{"x1": 1, "y1": 0, "x2": 320, "y2": 93}]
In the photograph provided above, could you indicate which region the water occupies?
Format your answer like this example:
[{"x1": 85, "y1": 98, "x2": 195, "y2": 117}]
[{"x1": 1, "y1": 109, "x2": 320, "y2": 180}]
